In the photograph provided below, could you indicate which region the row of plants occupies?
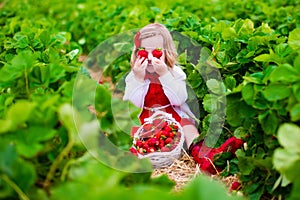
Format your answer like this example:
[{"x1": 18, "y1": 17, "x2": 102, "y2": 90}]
[{"x1": 0, "y1": 0, "x2": 299, "y2": 199}]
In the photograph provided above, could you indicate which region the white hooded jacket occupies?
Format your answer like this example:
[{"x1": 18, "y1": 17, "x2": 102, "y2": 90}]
[{"x1": 123, "y1": 65, "x2": 196, "y2": 120}]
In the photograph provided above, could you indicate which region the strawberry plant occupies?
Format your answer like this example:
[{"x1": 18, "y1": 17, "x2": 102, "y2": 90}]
[{"x1": 0, "y1": 0, "x2": 300, "y2": 200}]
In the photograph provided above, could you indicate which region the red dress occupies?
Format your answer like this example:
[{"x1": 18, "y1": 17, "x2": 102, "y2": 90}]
[{"x1": 139, "y1": 72, "x2": 190, "y2": 125}]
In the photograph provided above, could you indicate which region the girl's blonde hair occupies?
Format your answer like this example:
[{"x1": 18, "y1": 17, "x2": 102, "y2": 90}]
[{"x1": 130, "y1": 23, "x2": 178, "y2": 68}]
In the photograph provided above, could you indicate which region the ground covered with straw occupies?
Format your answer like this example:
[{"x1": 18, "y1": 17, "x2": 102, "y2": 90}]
[{"x1": 151, "y1": 151, "x2": 241, "y2": 193}]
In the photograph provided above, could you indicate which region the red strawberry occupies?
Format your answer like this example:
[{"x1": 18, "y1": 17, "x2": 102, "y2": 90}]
[
  {"x1": 160, "y1": 146, "x2": 170, "y2": 152},
  {"x1": 129, "y1": 147, "x2": 138, "y2": 156},
  {"x1": 171, "y1": 124, "x2": 178, "y2": 130},
  {"x1": 138, "y1": 148, "x2": 144, "y2": 155},
  {"x1": 160, "y1": 130, "x2": 169, "y2": 139},
  {"x1": 137, "y1": 48, "x2": 148, "y2": 59},
  {"x1": 147, "y1": 147, "x2": 156, "y2": 153},
  {"x1": 165, "y1": 137, "x2": 173, "y2": 144},
  {"x1": 152, "y1": 48, "x2": 163, "y2": 59},
  {"x1": 135, "y1": 140, "x2": 143, "y2": 147},
  {"x1": 158, "y1": 140, "x2": 165, "y2": 148},
  {"x1": 142, "y1": 143, "x2": 149, "y2": 150},
  {"x1": 163, "y1": 125, "x2": 172, "y2": 132},
  {"x1": 154, "y1": 130, "x2": 163, "y2": 139},
  {"x1": 169, "y1": 132, "x2": 175, "y2": 138},
  {"x1": 148, "y1": 138, "x2": 159, "y2": 147},
  {"x1": 230, "y1": 182, "x2": 241, "y2": 191}
]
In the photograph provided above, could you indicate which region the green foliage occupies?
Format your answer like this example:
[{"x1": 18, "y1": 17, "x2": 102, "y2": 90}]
[{"x1": 0, "y1": 0, "x2": 299, "y2": 199}]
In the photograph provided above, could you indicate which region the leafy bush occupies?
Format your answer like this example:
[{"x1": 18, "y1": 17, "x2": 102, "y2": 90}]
[{"x1": 0, "y1": 0, "x2": 299, "y2": 199}]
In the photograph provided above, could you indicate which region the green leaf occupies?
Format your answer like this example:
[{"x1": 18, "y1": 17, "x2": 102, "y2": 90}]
[
  {"x1": 0, "y1": 50, "x2": 37, "y2": 84},
  {"x1": 0, "y1": 119, "x2": 13, "y2": 134},
  {"x1": 277, "y1": 123, "x2": 300, "y2": 153},
  {"x1": 206, "y1": 79, "x2": 226, "y2": 95},
  {"x1": 14, "y1": 126, "x2": 56, "y2": 158},
  {"x1": 238, "y1": 19, "x2": 254, "y2": 35},
  {"x1": 242, "y1": 83, "x2": 254, "y2": 105},
  {"x1": 262, "y1": 65, "x2": 276, "y2": 84},
  {"x1": 0, "y1": 140, "x2": 36, "y2": 191},
  {"x1": 187, "y1": 71, "x2": 202, "y2": 88},
  {"x1": 288, "y1": 178, "x2": 300, "y2": 200},
  {"x1": 224, "y1": 76, "x2": 236, "y2": 91},
  {"x1": 203, "y1": 94, "x2": 219, "y2": 113},
  {"x1": 273, "y1": 148, "x2": 300, "y2": 183},
  {"x1": 0, "y1": 140, "x2": 17, "y2": 175},
  {"x1": 243, "y1": 72, "x2": 263, "y2": 84},
  {"x1": 290, "y1": 103, "x2": 300, "y2": 122},
  {"x1": 258, "y1": 110, "x2": 278, "y2": 135},
  {"x1": 58, "y1": 103, "x2": 79, "y2": 140},
  {"x1": 262, "y1": 83, "x2": 291, "y2": 101},
  {"x1": 294, "y1": 54, "x2": 300, "y2": 73},
  {"x1": 269, "y1": 64, "x2": 300, "y2": 83},
  {"x1": 253, "y1": 54, "x2": 270, "y2": 62},
  {"x1": 254, "y1": 49, "x2": 281, "y2": 64},
  {"x1": 275, "y1": 43, "x2": 294, "y2": 58},
  {"x1": 181, "y1": 175, "x2": 244, "y2": 200},
  {"x1": 6, "y1": 101, "x2": 36, "y2": 129},
  {"x1": 13, "y1": 32, "x2": 29, "y2": 48},
  {"x1": 12, "y1": 158, "x2": 36, "y2": 191},
  {"x1": 226, "y1": 94, "x2": 256, "y2": 127},
  {"x1": 288, "y1": 28, "x2": 300, "y2": 51},
  {"x1": 236, "y1": 152, "x2": 255, "y2": 175},
  {"x1": 292, "y1": 83, "x2": 300, "y2": 102},
  {"x1": 222, "y1": 27, "x2": 238, "y2": 40}
]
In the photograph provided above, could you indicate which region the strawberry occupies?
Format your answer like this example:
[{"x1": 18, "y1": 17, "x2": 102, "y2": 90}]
[
  {"x1": 138, "y1": 148, "x2": 144, "y2": 155},
  {"x1": 230, "y1": 181, "x2": 241, "y2": 191},
  {"x1": 147, "y1": 147, "x2": 156, "y2": 153},
  {"x1": 160, "y1": 130, "x2": 168, "y2": 139},
  {"x1": 165, "y1": 137, "x2": 173, "y2": 144},
  {"x1": 142, "y1": 143, "x2": 149, "y2": 150},
  {"x1": 137, "y1": 48, "x2": 148, "y2": 59},
  {"x1": 152, "y1": 48, "x2": 163, "y2": 59},
  {"x1": 160, "y1": 146, "x2": 170, "y2": 152},
  {"x1": 148, "y1": 138, "x2": 159, "y2": 147},
  {"x1": 158, "y1": 140, "x2": 165, "y2": 148},
  {"x1": 169, "y1": 132, "x2": 175, "y2": 138},
  {"x1": 154, "y1": 130, "x2": 163, "y2": 139},
  {"x1": 129, "y1": 147, "x2": 138, "y2": 156},
  {"x1": 135, "y1": 139, "x2": 143, "y2": 148},
  {"x1": 163, "y1": 125, "x2": 172, "y2": 132}
]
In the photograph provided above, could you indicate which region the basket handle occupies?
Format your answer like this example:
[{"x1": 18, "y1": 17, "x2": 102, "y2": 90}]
[{"x1": 144, "y1": 110, "x2": 175, "y2": 123}]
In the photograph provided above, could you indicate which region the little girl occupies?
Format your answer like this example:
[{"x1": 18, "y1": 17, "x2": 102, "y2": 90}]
[
  {"x1": 123, "y1": 23, "x2": 243, "y2": 174},
  {"x1": 123, "y1": 23, "x2": 199, "y2": 149}
]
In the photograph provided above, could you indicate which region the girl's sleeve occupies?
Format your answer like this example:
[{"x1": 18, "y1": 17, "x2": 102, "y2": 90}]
[
  {"x1": 123, "y1": 71, "x2": 149, "y2": 108},
  {"x1": 159, "y1": 66, "x2": 188, "y2": 106}
]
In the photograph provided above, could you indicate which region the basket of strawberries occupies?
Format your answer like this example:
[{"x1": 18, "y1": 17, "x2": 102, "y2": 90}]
[{"x1": 130, "y1": 111, "x2": 185, "y2": 168}]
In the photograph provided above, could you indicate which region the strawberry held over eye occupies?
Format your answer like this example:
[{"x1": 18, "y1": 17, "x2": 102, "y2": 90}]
[
  {"x1": 152, "y1": 48, "x2": 163, "y2": 59},
  {"x1": 137, "y1": 48, "x2": 148, "y2": 59}
]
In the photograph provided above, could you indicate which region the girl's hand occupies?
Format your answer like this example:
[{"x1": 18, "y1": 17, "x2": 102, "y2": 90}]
[
  {"x1": 152, "y1": 57, "x2": 168, "y2": 76},
  {"x1": 132, "y1": 56, "x2": 148, "y2": 82}
]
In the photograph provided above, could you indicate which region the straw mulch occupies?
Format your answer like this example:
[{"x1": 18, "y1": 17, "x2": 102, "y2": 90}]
[{"x1": 151, "y1": 150, "x2": 241, "y2": 192}]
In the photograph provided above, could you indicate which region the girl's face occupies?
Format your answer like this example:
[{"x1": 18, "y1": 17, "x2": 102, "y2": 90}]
[{"x1": 140, "y1": 35, "x2": 165, "y2": 73}]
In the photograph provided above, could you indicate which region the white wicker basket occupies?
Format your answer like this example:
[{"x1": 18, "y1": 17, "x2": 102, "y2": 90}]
[{"x1": 132, "y1": 111, "x2": 185, "y2": 168}]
